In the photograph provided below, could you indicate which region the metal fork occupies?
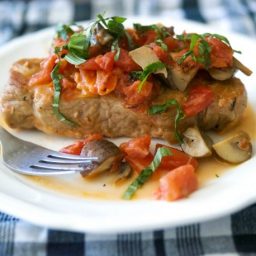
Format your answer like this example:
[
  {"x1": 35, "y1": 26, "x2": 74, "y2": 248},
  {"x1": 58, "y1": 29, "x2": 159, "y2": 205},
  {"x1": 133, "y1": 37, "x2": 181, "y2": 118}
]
[{"x1": 0, "y1": 127, "x2": 98, "y2": 175}]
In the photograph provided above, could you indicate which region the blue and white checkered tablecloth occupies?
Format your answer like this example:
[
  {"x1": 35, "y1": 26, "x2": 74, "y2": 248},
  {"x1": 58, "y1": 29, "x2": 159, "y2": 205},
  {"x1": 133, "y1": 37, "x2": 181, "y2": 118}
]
[{"x1": 0, "y1": 0, "x2": 256, "y2": 255}]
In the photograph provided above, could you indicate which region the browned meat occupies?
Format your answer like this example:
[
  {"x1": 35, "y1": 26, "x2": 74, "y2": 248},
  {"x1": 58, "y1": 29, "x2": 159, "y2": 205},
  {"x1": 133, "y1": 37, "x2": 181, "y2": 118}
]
[{"x1": 0, "y1": 59, "x2": 247, "y2": 142}]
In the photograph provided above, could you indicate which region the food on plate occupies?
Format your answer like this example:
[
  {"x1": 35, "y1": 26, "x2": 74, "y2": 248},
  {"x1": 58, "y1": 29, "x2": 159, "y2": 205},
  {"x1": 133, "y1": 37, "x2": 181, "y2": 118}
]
[
  {"x1": 181, "y1": 126, "x2": 212, "y2": 158},
  {"x1": 0, "y1": 15, "x2": 252, "y2": 143},
  {"x1": 212, "y1": 131, "x2": 252, "y2": 164},
  {"x1": 0, "y1": 14, "x2": 253, "y2": 201}
]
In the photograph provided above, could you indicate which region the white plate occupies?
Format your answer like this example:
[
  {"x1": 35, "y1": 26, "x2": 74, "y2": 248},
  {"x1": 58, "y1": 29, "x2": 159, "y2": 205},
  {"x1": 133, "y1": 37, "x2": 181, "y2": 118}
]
[{"x1": 0, "y1": 17, "x2": 255, "y2": 234}]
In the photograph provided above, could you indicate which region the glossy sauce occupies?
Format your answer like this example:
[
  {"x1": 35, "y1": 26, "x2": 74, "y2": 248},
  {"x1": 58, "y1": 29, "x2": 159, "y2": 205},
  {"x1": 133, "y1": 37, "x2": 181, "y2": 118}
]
[{"x1": 26, "y1": 106, "x2": 256, "y2": 200}]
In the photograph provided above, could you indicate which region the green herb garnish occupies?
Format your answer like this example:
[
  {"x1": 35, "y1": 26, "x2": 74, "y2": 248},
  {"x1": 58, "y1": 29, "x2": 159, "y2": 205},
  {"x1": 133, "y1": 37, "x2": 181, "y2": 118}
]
[
  {"x1": 177, "y1": 33, "x2": 211, "y2": 68},
  {"x1": 149, "y1": 99, "x2": 185, "y2": 143},
  {"x1": 51, "y1": 63, "x2": 76, "y2": 125},
  {"x1": 177, "y1": 33, "x2": 241, "y2": 68},
  {"x1": 56, "y1": 24, "x2": 74, "y2": 40},
  {"x1": 97, "y1": 14, "x2": 126, "y2": 35},
  {"x1": 122, "y1": 147, "x2": 171, "y2": 199},
  {"x1": 111, "y1": 39, "x2": 121, "y2": 61},
  {"x1": 135, "y1": 61, "x2": 165, "y2": 92},
  {"x1": 155, "y1": 39, "x2": 168, "y2": 51},
  {"x1": 64, "y1": 32, "x2": 90, "y2": 65},
  {"x1": 133, "y1": 23, "x2": 171, "y2": 40}
]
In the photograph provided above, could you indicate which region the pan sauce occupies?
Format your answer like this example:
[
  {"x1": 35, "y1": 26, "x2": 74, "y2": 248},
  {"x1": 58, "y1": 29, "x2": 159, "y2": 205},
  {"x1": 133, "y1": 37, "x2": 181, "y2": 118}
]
[{"x1": 26, "y1": 106, "x2": 256, "y2": 201}]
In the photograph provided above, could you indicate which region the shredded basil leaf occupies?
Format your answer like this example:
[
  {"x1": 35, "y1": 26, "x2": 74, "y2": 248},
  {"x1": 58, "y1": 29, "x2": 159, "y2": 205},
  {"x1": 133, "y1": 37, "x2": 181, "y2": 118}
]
[
  {"x1": 97, "y1": 14, "x2": 126, "y2": 36},
  {"x1": 137, "y1": 61, "x2": 165, "y2": 92},
  {"x1": 133, "y1": 23, "x2": 171, "y2": 40},
  {"x1": 155, "y1": 39, "x2": 168, "y2": 51},
  {"x1": 111, "y1": 39, "x2": 121, "y2": 61},
  {"x1": 64, "y1": 32, "x2": 90, "y2": 65},
  {"x1": 149, "y1": 99, "x2": 185, "y2": 143},
  {"x1": 133, "y1": 23, "x2": 158, "y2": 32},
  {"x1": 125, "y1": 30, "x2": 135, "y2": 50},
  {"x1": 176, "y1": 32, "x2": 241, "y2": 68},
  {"x1": 56, "y1": 24, "x2": 74, "y2": 40},
  {"x1": 122, "y1": 147, "x2": 172, "y2": 200},
  {"x1": 51, "y1": 63, "x2": 76, "y2": 126}
]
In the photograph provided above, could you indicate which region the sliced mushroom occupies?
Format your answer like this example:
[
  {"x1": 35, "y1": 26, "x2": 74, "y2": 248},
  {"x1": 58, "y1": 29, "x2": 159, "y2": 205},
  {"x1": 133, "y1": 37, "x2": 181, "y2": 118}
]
[
  {"x1": 212, "y1": 131, "x2": 252, "y2": 164},
  {"x1": 129, "y1": 46, "x2": 167, "y2": 77},
  {"x1": 114, "y1": 162, "x2": 133, "y2": 184},
  {"x1": 80, "y1": 139, "x2": 123, "y2": 177},
  {"x1": 181, "y1": 126, "x2": 212, "y2": 157},
  {"x1": 166, "y1": 52, "x2": 199, "y2": 91},
  {"x1": 167, "y1": 63, "x2": 199, "y2": 91},
  {"x1": 208, "y1": 66, "x2": 236, "y2": 81},
  {"x1": 90, "y1": 23, "x2": 114, "y2": 47},
  {"x1": 233, "y1": 57, "x2": 253, "y2": 76}
]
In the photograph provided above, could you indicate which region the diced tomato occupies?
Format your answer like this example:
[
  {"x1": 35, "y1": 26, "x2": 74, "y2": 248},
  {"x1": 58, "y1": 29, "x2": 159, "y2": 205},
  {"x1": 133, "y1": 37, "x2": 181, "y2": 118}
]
[
  {"x1": 88, "y1": 44, "x2": 102, "y2": 58},
  {"x1": 140, "y1": 30, "x2": 158, "y2": 45},
  {"x1": 207, "y1": 37, "x2": 233, "y2": 68},
  {"x1": 122, "y1": 80, "x2": 153, "y2": 107},
  {"x1": 125, "y1": 154, "x2": 153, "y2": 173},
  {"x1": 114, "y1": 49, "x2": 140, "y2": 72},
  {"x1": 94, "y1": 70, "x2": 118, "y2": 95},
  {"x1": 77, "y1": 68, "x2": 119, "y2": 96},
  {"x1": 183, "y1": 85, "x2": 214, "y2": 117},
  {"x1": 151, "y1": 44, "x2": 172, "y2": 65},
  {"x1": 95, "y1": 51, "x2": 115, "y2": 72},
  {"x1": 120, "y1": 135, "x2": 153, "y2": 173},
  {"x1": 60, "y1": 134, "x2": 103, "y2": 155},
  {"x1": 120, "y1": 135, "x2": 151, "y2": 158},
  {"x1": 163, "y1": 37, "x2": 180, "y2": 51},
  {"x1": 154, "y1": 164, "x2": 198, "y2": 201},
  {"x1": 79, "y1": 58, "x2": 100, "y2": 71},
  {"x1": 156, "y1": 144, "x2": 198, "y2": 171},
  {"x1": 29, "y1": 54, "x2": 58, "y2": 86},
  {"x1": 61, "y1": 78, "x2": 76, "y2": 90},
  {"x1": 60, "y1": 141, "x2": 85, "y2": 155}
]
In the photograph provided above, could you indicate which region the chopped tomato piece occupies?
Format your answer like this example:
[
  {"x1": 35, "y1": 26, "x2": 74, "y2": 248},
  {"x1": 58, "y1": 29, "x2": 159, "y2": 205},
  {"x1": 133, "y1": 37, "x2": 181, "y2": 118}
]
[
  {"x1": 61, "y1": 78, "x2": 76, "y2": 90},
  {"x1": 163, "y1": 37, "x2": 180, "y2": 51},
  {"x1": 94, "y1": 70, "x2": 118, "y2": 95},
  {"x1": 155, "y1": 164, "x2": 198, "y2": 201},
  {"x1": 79, "y1": 58, "x2": 100, "y2": 71},
  {"x1": 151, "y1": 44, "x2": 172, "y2": 65},
  {"x1": 120, "y1": 135, "x2": 153, "y2": 173},
  {"x1": 183, "y1": 85, "x2": 214, "y2": 117},
  {"x1": 156, "y1": 144, "x2": 198, "y2": 171},
  {"x1": 95, "y1": 51, "x2": 115, "y2": 72},
  {"x1": 114, "y1": 49, "x2": 140, "y2": 72},
  {"x1": 60, "y1": 134, "x2": 103, "y2": 155},
  {"x1": 120, "y1": 135, "x2": 151, "y2": 158},
  {"x1": 123, "y1": 80, "x2": 153, "y2": 107},
  {"x1": 139, "y1": 30, "x2": 158, "y2": 45},
  {"x1": 60, "y1": 141, "x2": 85, "y2": 155},
  {"x1": 77, "y1": 69, "x2": 119, "y2": 96},
  {"x1": 29, "y1": 54, "x2": 58, "y2": 86},
  {"x1": 207, "y1": 37, "x2": 233, "y2": 68}
]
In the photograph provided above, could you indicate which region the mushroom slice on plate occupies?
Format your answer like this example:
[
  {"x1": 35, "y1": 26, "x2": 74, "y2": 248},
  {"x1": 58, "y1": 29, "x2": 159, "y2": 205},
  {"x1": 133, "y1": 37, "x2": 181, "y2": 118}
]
[
  {"x1": 129, "y1": 45, "x2": 167, "y2": 77},
  {"x1": 208, "y1": 66, "x2": 236, "y2": 81},
  {"x1": 80, "y1": 139, "x2": 123, "y2": 177},
  {"x1": 181, "y1": 126, "x2": 212, "y2": 158},
  {"x1": 167, "y1": 63, "x2": 199, "y2": 91},
  {"x1": 212, "y1": 131, "x2": 252, "y2": 164}
]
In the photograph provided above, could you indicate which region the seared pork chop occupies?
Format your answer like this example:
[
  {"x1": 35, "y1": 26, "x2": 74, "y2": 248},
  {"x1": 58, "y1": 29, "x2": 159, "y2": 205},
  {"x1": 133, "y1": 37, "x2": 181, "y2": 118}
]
[{"x1": 0, "y1": 59, "x2": 247, "y2": 142}]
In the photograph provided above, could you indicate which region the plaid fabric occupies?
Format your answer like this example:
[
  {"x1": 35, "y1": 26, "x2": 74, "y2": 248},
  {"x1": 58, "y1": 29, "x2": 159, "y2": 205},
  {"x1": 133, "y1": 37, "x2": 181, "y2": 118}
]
[
  {"x1": 1, "y1": 204, "x2": 256, "y2": 255},
  {"x1": 0, "y1": 0, "x2": 256, "y2": 255}
]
